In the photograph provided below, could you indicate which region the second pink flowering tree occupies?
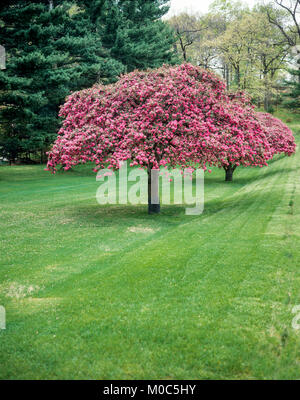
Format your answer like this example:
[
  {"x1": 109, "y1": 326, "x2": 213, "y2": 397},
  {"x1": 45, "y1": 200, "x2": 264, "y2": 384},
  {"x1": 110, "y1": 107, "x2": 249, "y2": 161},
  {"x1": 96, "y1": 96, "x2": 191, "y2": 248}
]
[
  {"x1": 255, "y1": 112, "x2": 296, "y2": 157},
  {"x1": 205, "y1": 93, "x2": 296, "y2": 181},
  {"x1": 199, "y1": 92, "x2": 273, "y2": 181}
]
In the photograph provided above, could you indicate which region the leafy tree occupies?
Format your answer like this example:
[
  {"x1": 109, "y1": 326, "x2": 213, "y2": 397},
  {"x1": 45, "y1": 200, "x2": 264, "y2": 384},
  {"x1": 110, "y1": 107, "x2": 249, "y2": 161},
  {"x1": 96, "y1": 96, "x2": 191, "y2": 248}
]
[
  {"x1": 0, "y1": 0, "x2": 124, "y2": 163},
  {"x1": 265, "y1": 0, "x2": 299, "y2": 50},
  {"x1": 217, "y1": 10, "x2": 289, "y2": 108},
  {"x1": 265, "y1": 0, "x2": 300, "y2": 109},
  {"x1": 168, "y1": 13, "x2": 208, "y2": 62},
  {"x1": 217, "y1": 17, "x2": 249, "y2": 89}
]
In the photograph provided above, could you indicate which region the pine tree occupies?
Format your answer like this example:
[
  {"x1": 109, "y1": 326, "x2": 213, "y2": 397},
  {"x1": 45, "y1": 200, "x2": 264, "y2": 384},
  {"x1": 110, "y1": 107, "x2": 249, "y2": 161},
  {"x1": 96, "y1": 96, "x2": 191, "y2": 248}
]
[
  {"x1": 97, "y1": 0, "x2": 177, "y2": 72},
  {"x1": 0, "y1": 0, "x2": 124, "y2": 163}
]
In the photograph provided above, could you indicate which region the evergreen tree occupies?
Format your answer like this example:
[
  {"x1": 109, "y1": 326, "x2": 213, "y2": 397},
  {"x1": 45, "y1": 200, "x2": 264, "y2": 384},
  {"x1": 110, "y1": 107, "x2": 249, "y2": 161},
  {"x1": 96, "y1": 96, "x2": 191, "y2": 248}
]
[
  {"x1": 0, "y1": 0, "x2": 124, "y2": 163},
  {"x1": 97, "y1": 0, "x2": 177, "y2": 72}
]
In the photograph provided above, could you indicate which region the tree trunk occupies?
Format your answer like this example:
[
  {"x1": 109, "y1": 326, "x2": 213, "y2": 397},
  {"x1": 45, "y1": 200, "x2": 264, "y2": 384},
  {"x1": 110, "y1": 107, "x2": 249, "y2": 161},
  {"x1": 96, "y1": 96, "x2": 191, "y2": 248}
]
[
  {"x1": 264, "y1": 94, "x2": 269, "y2": 112},
  {"x1": 263, "y1": 75, "x2": 270, "y2": 111},
  {"x1": 148, "y1": 166, "x2": 160, "y2": 214},
  {"x1": 178, "y1": 36, "x2": 187, "y2": 62},
  {"x1": 226, "y1": 64, "x2": 230, "y2": 89},
  {"x1": 298, "y1": 54, "x2": 300, "y2": 85},
  {"x1": 224, "y1": 164, "x2": 236, "y2": 182},
  {"x1": 262, "y1": 67, "x2": 270, "y2": 112},
  {"x1": 235, "y1": 64, "x2": 240, "y2": 88}
]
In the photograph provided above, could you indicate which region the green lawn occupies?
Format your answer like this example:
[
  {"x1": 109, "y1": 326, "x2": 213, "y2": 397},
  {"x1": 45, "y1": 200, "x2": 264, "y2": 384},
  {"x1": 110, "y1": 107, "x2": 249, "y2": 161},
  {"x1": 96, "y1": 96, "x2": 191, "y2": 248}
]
[{"x1": 0, "y1": 110, "x2": 300, "y2": 380}]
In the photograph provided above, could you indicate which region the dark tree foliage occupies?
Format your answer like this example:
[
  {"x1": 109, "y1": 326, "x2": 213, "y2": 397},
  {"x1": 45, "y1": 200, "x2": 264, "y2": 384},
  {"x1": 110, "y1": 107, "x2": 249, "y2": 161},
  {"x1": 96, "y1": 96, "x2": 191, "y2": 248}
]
[
  {"x1": 96, "y1": 0, "x2": 177, "y2": 72},
  {"x1": 0, "y1": 0, "x2": 124, "y2": 162}
]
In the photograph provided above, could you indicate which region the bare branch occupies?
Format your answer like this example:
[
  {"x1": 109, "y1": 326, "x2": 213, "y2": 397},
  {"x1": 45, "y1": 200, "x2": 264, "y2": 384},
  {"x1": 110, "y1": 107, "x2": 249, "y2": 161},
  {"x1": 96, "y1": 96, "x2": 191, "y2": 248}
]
[{"x1": 266, "y1": 6, "x2": 297, "y2": 47}]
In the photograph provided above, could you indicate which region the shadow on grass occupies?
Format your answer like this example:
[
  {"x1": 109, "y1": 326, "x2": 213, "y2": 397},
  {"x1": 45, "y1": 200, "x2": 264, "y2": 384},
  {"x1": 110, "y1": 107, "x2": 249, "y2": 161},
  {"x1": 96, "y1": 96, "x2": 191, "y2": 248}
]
[
  {"x1": 55, "y1": 165, "x2": 96, "y2": 177},
  {"x1": 67, "y1": 203, "x2": 192, "y2": 228},
  {"x1": 68, "y1": 181, "x2": 283, "y2": 229},
  {"x1": 207, "y1": 165, "x2": 294, "y2": 186},
  {"x1": 204, "y1": 176, "x2": 285, "y2": 219},
  {"x1": 267, "y1": 153, "x2": 286, "y2": 165},
  {"x1": 236, "y1": 167, "x2": 294, "y2": 185}
]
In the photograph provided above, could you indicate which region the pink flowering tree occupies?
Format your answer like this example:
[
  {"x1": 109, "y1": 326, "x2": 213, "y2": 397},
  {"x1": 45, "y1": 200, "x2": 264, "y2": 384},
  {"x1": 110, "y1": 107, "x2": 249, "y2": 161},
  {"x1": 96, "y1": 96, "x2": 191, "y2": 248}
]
[
  {"x1": 47, "y1": 64, "x2": 227, "y2": 213},
  {"x1": 255, "y1": 112, "x2": 296, "y2": 157},
  {"x1": 202, "y1": 92, "x2": 273, "y2": 181},
  {"x1": 203, "y1": 93, "x2": 296, "y2": 181}
]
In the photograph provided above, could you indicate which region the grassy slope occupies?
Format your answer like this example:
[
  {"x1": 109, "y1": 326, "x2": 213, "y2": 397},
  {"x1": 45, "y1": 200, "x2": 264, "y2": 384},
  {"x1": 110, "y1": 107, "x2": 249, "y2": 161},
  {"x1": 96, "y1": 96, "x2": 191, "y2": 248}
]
[{"x1": 0, "y1": 110, "x2": 299, "y2": 380}]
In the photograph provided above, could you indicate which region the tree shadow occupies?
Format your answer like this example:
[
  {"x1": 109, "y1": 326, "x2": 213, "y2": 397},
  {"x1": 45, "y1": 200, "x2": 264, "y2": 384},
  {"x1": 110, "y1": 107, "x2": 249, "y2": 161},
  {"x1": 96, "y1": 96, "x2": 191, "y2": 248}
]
[
  {"x1": 267, "y1": 153, "x2": 286, "y2": 165},
  {"x1": 67, "y1": 203, "x2": 195, "y2": 228},
  {"x1": 65, "y1": 163, "x2": 293, "y2": 228},
  {"x1": 207, "y1": 166, "x2": 294, "y2": 186},
  {"x1": 203, "y1": 192, "x2": 281, "y2": 221}
]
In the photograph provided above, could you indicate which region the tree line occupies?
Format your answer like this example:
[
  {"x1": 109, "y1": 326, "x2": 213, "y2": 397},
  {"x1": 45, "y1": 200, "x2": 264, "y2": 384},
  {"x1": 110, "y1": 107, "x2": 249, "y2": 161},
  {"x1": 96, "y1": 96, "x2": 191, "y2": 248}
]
[
  {"x1": 0, "y1": 0, "x2": 299, "y2": 164},
  {"x1": 168, "y1": 0, "x2": 299, "y2": 112}
]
